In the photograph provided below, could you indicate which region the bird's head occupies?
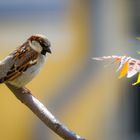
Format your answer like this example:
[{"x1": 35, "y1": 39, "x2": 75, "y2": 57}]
[{"x1": 28, "y1": 34, "x2": 51, "y2": 55}]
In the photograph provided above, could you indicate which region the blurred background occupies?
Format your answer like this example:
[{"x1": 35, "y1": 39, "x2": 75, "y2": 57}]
[{"x1": 0, "y1": 0, "x2": 140, "y2": 140}]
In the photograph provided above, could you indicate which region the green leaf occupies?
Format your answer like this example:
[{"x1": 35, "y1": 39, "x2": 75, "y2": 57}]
[
  {"x1": 132, "y1": 73, "x2": 140, "y2": 85},
  {"x1": 136, "y1": 37, "x2": 140, "y2": 40}
]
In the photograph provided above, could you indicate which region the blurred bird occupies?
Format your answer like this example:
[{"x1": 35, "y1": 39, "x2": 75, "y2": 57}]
[
  {"x1": 0, "y1": 34, "x2": 51, "y2": 88},
  {"x1": 93, "y1": 55, "x2": 140, "y2": 85}
]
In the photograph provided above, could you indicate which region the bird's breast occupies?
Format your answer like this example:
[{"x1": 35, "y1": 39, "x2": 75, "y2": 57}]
[{"x1": 7, "y1": 55, "x2": 46, "y2": 87}]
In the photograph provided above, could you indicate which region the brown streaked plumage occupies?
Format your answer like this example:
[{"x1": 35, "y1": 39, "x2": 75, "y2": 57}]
[
  {"x1": 0, "y1": 44, "x2": 38, "y2": 83},
  {"x1": 0, "y1": 34, "x2": 51, "y2": 87}
]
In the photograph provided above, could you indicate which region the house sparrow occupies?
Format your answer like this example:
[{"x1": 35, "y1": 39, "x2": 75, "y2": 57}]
[{"x1": 0, "y1": 34, "x2": 51, "y2": 88}]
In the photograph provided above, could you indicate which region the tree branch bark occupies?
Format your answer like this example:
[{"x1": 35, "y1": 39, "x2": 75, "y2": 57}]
[{"x1": 6, "y1": 83, "x2": 85, "y2": 140}]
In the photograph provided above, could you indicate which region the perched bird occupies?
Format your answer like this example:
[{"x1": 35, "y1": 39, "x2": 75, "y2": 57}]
[{"x1": 0, "y1": 34, "x2": 51, "y2": 88}]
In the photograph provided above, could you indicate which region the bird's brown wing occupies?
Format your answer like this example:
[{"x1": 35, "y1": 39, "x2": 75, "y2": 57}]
[{"x1": 0, "y1": 44, "x2": 38, "y2": 83}]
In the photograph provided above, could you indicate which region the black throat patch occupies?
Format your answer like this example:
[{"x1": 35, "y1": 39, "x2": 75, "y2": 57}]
[{"x1": 41, "y1": 49, "x2": 47, "y2": 55}]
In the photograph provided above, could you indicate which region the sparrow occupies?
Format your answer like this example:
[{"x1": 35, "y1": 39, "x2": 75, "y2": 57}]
[{"x1": 0, "y1": 34, "x2": 51, "y2": 88}]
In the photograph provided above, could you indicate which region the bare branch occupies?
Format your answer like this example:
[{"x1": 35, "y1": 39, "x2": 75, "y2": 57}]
[{"x1": 6, "y1": 83, "x2": 85, "y2": 140}]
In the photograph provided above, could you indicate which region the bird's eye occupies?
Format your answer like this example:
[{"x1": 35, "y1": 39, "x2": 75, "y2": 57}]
[{"x1": 39, "y1": 42, "x2": 46, "y2": 48}]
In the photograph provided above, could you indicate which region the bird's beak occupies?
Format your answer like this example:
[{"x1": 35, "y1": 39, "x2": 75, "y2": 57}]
[{"x1": 47, "y1": 47, "x2": 52, "y2": 54}]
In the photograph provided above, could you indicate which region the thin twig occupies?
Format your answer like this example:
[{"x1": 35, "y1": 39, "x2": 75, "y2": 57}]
[{"x1": 6, "y1": 83, "x2": 85, "y2": 140}]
